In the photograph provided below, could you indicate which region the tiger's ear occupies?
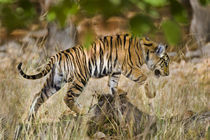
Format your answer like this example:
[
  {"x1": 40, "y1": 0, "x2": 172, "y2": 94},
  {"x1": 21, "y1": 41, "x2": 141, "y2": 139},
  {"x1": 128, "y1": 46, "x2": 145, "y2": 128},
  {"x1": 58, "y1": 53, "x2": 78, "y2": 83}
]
[{"x1": 155, "y1": 44, "x2": 166, "y2": 57}]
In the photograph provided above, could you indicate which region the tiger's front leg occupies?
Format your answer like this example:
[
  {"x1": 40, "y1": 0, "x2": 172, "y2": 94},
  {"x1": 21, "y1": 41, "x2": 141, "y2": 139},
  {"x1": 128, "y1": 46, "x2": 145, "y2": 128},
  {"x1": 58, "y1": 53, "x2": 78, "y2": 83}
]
[
  {"x1": 108, "y1": 72, "x2": 126, "y2": 95},
  {"x1": 124, "y1": 68, "x2": 147, "y2": 85},
  {"x1": 64, "y1": 78, "x2": 89, "y2": 114},
  {"x1": 123, "y1": 68, "x2": 155, "y2": 98}
]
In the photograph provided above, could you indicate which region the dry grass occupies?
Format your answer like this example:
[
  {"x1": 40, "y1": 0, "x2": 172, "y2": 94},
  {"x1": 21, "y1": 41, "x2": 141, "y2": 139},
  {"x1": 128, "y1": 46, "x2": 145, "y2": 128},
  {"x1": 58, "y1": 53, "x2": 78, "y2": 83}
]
[{"x1": 0, "y1": 41, "x2": 209, "y2": 140}]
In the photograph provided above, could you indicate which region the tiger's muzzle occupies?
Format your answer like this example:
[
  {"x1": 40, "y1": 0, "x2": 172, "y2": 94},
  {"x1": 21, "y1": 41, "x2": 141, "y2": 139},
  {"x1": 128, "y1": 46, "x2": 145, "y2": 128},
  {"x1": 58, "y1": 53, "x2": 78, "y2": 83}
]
[{"x1": 154, "y1": 69, "x2": 169, "y2": 77}]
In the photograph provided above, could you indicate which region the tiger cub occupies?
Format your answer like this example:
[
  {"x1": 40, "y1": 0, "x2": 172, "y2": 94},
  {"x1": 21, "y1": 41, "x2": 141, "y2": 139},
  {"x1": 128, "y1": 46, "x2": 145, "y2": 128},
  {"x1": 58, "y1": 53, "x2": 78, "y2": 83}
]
[{"x1": 18, "y1": 34, "x2": 170, "y2": 120}]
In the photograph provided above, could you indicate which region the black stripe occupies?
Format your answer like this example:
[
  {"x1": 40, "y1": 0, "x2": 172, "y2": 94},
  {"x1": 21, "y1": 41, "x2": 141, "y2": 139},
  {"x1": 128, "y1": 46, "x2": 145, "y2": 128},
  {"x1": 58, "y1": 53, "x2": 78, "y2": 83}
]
[
  {"x1": 93, "y1": 43, "x2": 98, "y2": 76},
  {"x1": 88, "y1": 60, "x2": 92, "y2": 74},
  {"x1": 128, "y1": 37, "x2": 133, "y2": 65},
  {"x1": 71, "y1": 50, "x2": 84, "y2": 80},
  {"x1": 123, "y1": 34, "x2": 127, "y2": 48},
  {"x1": 146, "y1": 50, "x2": 149, "y2": 61},
  {"x1": 71, "y1": 92, "x2": 80, "y2": 97},
  {"x1": 99, "y1": 38, "x2": 105, "y2": 48},
  {"x1": 113, "y1": 72, "x2": 121, "y2": 75},
  {"x1": 99, "y1": 43, "x2": 104, "y2": 74},
  {"x1": 94, "y1": 64, "x2": 98, "y2": 76},
  {"x1": 144, "y1": 43, "x2": 153, "y2": 46},
  {"x1": 72, "y1": 47, "x2": 77, "y2": 51},
  {"x1": 134, "y1": 38, "x2": 142, "y2": 66},
  {"x1": 112, "y1": 75, "x2": 119, "y2": 78},
  {"x1": 111, "y1": 88, "x2": 115, "y2": 94},
  {"x1": 75, "y1": 51, "x2": 86, "y2": 80},
  {"x1": 104, "y1": 36, "x2": 108, "y2": 46},
  {"x1": 65, "y1": 54, "x2": 70, "y2": 75},
  {"x1": 107, "y1": 58, "x2": 110, "y2": 73},
  {"x1": 133, "y1": 76, "x2": 142, "y2": 82},
  {"x1": 73, "y1": 83, "x2": 83, "y2": 91},
  {"x1": 31, "y1": 75, "x2": 37, "y2": 79},
  {"x1": 111, "y1": 80, "x2": 118, "y2": 83},
  {"x1": 109, "y1": 36, "x2": 113, "y2": 70},
  {"x1": 81, "y1": 49, "x2": 89, "y2": 76},
  {"x1": 40, "y1": 93, "x2": 45, "y2": 101},
  {"x1": 58, "y1": 53, "x2": 62, "y2": 66},
  {"x1": 79, "y1": 77, "x2": 86, "y2": 86},
  {"x1": 126, "y1": 69, "x2": 132, "y2": 77},
  {"x1": 74, "y1": 72, "x2": 84, "y2": 83},
  {"x1": 63, "y1": 51, "x2": 69, "y2": 58},
  {"x1": 67, "y1": 92, "x2": 74, "y2": 98},
  {"x1": 114, "y1": 39, "x2": 118, "y2": 67},
  {"x1": 102, "y1": 68, "x2": 107, "y2": 75},
  {"x1": 117, "y1": 34, "x2": 122, "y2": 47},
  {"x1": 56, "y1": 54, "x2": 59, "y2": 58},
  {"x1": 110, "y1": 36, "x2": 113, "y2": 49}
]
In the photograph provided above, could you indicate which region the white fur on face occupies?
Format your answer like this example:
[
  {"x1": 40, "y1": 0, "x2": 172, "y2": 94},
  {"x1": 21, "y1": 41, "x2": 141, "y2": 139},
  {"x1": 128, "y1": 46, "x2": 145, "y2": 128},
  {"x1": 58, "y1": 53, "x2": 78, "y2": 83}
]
[{"x1": 146, "y1": 59, "x2": 155, "y2": 70}]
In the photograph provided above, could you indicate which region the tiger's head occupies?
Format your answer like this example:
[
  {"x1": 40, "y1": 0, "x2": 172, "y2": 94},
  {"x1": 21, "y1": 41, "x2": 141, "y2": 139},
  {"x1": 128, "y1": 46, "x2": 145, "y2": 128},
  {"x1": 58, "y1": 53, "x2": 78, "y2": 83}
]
[{"x1": 141, "y1": 37, "x2": 170, "y2": 77}]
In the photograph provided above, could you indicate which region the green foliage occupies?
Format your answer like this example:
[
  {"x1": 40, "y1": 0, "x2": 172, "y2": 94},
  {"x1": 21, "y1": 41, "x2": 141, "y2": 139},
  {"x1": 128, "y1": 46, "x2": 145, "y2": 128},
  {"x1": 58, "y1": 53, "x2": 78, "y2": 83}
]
[
  {"x1": 47, "y1": 0, "x2": 79, "y2": 27},
  {"x1": 130, "y1": 14, "x2": 154, "y2": 36},
  {"x1": 207, "y1": 126, "x2": 210, "y2": 140},
  {"x1": 170, "y1": 0, "x2": 188, "y2": 24},
  {"x1": 79, "y1": 0, "x2": 133, "y2": 17},
  {"x1": 0, "y1": 0, "x2": 13, "y2": 4},
  {"x1": 46, "y1": 0, "x2": 187, "y2": 45},
  {"x1": 143, "y1": 0, "x2": 168, "y2": 7},
  {"x1": 199, "y1": 0, "x2": 210, "y2": 6},
  {"x1": 83, "y1": 31, "x2": 95, "y2": 49},
  {"x1": 161, "y1": 20, "x2": 181, "y2": 45},
  {"x1": 0, "y1": 0, "x2": 193, "y2": 45},
  {"x1": 130, "y1": 0, "x2": 147, "y2": 10},
  {"x1": 0, "y1": 0, "x2": 37, "y2": 32},
  {"x1": 109, "y1": 0, "x2": 121, "y2": 5}
]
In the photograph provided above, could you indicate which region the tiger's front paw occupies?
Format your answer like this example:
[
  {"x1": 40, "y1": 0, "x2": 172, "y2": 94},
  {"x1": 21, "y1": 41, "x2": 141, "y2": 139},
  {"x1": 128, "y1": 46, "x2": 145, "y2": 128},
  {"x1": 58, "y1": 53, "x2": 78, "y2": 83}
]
[{"x1": 144, "y1": 83, "x2": 156, "y2": 98}]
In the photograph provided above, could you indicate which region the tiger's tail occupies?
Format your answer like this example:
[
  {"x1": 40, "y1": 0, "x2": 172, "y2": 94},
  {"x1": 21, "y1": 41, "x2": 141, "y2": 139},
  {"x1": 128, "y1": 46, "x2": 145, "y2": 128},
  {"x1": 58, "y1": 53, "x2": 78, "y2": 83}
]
[{"x1": 17, "y1": 56, "x2": 56, "y2": 80}]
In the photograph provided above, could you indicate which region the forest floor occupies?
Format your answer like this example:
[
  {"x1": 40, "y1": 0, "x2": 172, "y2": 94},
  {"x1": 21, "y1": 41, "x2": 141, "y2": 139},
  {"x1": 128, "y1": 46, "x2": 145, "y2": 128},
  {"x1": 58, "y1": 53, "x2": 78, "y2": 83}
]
[{"x1": 0, "y1": 38, "x2": 209, "y2": 139}]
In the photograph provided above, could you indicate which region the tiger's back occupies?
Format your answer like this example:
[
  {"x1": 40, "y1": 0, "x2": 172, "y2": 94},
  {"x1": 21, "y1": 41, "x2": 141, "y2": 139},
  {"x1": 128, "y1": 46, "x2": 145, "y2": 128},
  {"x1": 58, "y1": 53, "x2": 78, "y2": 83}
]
[{"x1": 84, "y1": 34, "x2": 143, "y2": 78}]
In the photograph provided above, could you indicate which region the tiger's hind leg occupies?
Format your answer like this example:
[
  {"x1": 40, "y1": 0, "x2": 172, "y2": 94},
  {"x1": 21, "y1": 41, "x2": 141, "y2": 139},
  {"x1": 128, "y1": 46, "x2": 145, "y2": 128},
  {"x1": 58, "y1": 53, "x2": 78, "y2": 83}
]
[
  {"x1": 28, "y1": 69, "x2": 64, "y2": 122},
  {"x1": 64, "y1": 78, "x2": 89, "y2": 114}
]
